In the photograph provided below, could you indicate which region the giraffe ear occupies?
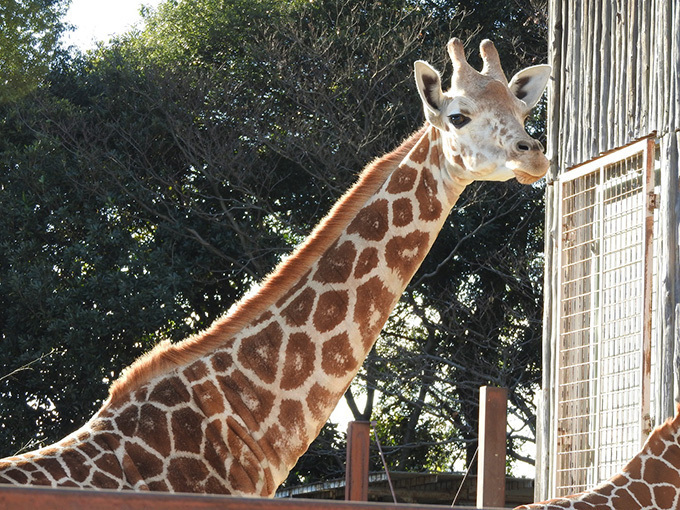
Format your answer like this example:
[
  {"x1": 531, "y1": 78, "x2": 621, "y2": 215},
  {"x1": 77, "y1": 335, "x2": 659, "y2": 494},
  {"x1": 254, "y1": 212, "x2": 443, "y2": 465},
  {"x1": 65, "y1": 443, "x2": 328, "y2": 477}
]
[
  {"x1": 508, "y1": 64, "x2": 551, "y2": 110},
  {"x1": 414, "y1": 60, "x2": 446, "y2": 123}
]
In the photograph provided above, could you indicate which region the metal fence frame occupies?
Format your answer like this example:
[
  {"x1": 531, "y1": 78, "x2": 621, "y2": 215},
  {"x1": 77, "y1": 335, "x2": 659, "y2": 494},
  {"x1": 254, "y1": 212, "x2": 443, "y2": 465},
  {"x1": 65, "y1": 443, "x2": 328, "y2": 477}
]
[{"x1": 551, "y1": 136, "x2": 657, "y2": 497}]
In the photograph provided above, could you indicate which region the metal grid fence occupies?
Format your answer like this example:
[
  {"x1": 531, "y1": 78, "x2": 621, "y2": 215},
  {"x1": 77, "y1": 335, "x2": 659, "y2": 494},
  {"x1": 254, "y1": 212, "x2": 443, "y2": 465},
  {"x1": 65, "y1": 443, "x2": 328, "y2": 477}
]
[{"x1": 552, "y1": 138, "x2": 656, "y2": 497}]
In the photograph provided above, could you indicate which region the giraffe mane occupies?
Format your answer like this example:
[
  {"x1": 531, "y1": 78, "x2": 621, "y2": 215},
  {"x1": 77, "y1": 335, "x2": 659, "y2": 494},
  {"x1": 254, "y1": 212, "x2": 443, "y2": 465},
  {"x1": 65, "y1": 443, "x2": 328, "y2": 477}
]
[{"x1": 106, "y1": 124, "x2": 429, "y2": 405}]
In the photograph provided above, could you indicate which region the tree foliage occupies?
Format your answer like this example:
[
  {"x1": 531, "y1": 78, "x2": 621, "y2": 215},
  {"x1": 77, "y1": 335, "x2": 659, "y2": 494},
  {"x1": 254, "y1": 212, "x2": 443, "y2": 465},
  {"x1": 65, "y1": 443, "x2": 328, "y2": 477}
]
[
  {"x1": 0, "y1": 0, "x2": 548, "y2": 484},
  {"x1": 0, "y1": 0, "x2": 70, "y2": 102}
]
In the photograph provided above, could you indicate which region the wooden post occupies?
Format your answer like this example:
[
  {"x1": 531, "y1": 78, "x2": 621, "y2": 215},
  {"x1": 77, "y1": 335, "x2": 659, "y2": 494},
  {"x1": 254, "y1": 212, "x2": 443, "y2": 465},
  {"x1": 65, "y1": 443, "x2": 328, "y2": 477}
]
[
  {"x1": 476, "y1": 386, "x2": 507, "y2": 508},
  {"x1": 345, "y1": 421, "x2": 371, "y2": 501}
]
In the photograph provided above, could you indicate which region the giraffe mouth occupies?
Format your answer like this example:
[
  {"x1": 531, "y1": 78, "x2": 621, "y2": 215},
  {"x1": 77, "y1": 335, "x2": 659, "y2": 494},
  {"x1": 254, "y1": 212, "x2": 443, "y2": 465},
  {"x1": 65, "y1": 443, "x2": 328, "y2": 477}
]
[{"x1": 513, "y1": 170, "x2": 544, "y2": 185}]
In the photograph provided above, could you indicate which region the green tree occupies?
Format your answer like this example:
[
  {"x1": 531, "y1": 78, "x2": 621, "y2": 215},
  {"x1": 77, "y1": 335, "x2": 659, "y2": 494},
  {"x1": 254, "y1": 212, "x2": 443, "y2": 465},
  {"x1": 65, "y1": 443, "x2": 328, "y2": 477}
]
[
  {"x1": 0, "y1": 0, "x2": 70, "y2": 102},
  {"x1": 0, "y1": 0, "x2": 548, "y2": 484}
]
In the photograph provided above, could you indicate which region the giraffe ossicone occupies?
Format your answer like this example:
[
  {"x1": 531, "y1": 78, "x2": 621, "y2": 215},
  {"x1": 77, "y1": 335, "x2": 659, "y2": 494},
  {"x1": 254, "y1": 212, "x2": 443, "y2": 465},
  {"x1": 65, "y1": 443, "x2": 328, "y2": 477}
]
[
  {"x1": 0, "y1": 38, "x2": 550, "y2": 496},
  {"x1": 515, "y1": 404, "x2": 680, "y2": 510}
]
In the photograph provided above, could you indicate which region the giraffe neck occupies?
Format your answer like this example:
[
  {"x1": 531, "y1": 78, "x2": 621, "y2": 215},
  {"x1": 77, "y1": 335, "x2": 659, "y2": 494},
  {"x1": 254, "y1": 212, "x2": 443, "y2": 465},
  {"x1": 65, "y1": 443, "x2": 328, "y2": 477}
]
[
  {"x1": 516, "y1": 408, "x2": 680, "y2": 509},
  {"x1": 0, "y1": 125, "x2": 471, "y2": 495},
  {"x1": 183, "y1": 125, "x2": 470, "y2": 493}
]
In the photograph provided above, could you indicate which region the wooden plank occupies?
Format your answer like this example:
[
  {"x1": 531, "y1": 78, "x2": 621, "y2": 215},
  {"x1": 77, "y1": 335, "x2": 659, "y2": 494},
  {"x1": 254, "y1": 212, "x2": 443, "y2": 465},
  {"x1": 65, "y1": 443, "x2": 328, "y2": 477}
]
[
  {"x1": 659, "y1": 132, "x2": 680, "y2": 420},
  {"x1": 640, "y1": 137, "x2": 656, "y2": 442},
  {"x1": 345, "y1": 421, "x2": 371, "y2": 502},
  {"x1": 476, "y1": 386, "x2": 507, "y2": 508},
  {"x1": 0, "y1": 485, "x2": 482, "y2": 510}
]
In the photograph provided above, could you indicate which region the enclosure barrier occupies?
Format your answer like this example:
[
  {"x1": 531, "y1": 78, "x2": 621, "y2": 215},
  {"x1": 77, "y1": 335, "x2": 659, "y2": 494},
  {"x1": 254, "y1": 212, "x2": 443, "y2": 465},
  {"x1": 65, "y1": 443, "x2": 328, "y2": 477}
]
[
  {"x1": 0, "y1": 387, "x2": 512, "y2": 508},
  {"x1": 0, "y1": 485, "x2": 505, "y2": 510}
]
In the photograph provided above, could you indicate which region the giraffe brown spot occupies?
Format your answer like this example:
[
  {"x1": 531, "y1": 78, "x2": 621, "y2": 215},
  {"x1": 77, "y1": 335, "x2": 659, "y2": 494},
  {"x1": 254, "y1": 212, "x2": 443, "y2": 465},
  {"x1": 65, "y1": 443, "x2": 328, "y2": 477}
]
[
  {"x1": 611, "y1": 474, "x2": 628, "y2": 487},
  {"x1": 184, "y1": 359, "x2": 209, "y2": 381},
  {"x1": 76, "y1": 431, "x2": 91, "y2": 443},
  {"x1": 429, "y1": 140, "x2": 442, "y2": 166},
  {"x1": 203, "y1": 427, "x2": 228, "y2": 479},
  {"x1": 410, "y1": 136, "x2": 430, "y2": 164},
  {"x1": 354, "y1": 276, "x2": 397, "y2": 348},
  {"x1": 385, "y1": 231, "x2": 430, "y2": 281},
  {"x1": 322, "y1": 332, "x2": 358, "y2": 378},
  {"x1": 646, "y1": 456, "x2": 680, "y2": 486},
  {"x1": 94, "y1": 452, "x2": 122, "y2": 476},
  {"x1": 225, "y1": 417, "x2": 245, "y2": 458},
  {"x1": 580, "y1": 491, "x2": 609, "y2": 505},
  {"x1": 261, "y1": 424, "x2": 284, "y2": 468},
  {"x1": 347, "y1": 199, "x2": 389, "y2": 241},
  {"x1": 387, "y1": 165, "x2": 418, "y2": 194},
  {"x1": 415, "y1": 168, "x2": 443, "y2": 221},
  {"x1": 137, "y1": 403, "x2": 171, "y2": 457},
  {"x1": 224, "y1": 418, "x2": 265, "y2": 485},
  {"x1": 306, "y1": 383, "x2": 336, "y2": 421},
  {"x1": 218, "y1": 371, "x2": 275, "y2": 431},
  {"x1": 313, "y1": 240, "x2": 357, "y2": 284},
  {"x1": 168, "y1": 457, "x2": 211, "y2": 493},
  {"x1": 29, "y1": 470, "x2": 51, "y2": 485},
  {"x1": 281, "y1": 287, "x2": 316, "y2": 327},
  {"x1": 279, "y1": 399, "x2": 306, "y2": 436},
  {"x1": 278, "y1": 399, "x2": 308, "y2": 465},
  {"x1": 115, "y1": 405, "x2": 140, "y2": 437},
  {"x1": 228, "y1": 461, "x2": 257, "y2": 495},
  {"x1": 148, "y1": 480, "x2": 169, "y2": 491},
  {"x1": 392, "y1": 197, "x2": 413, "y2": 227},
  {"x1": 281, "y1": 332, "x2": 316, "y2": 390},
  {"x1": 61, "y1": 449, "x2": 90, "y2": 483},
  {"x1": 133, "y1": 387, "x2": 147, "y2": 402},
  {"x1": 93, "y1": 431, "x2": 120, "y2": 450},
  {"x1": 625, "y1": 455, "x2": 642, "y2": 479},
  {"x1": 629, "y1": 481, "x2": 653, "y2": 507},
  {"x1": 354, "y1": 247, "x2": 379, "y2": 279},
  {"x1": 275, "y1": 270, "x2": 311, "y2": 308},
  {"x1": 91, "y1": 470, "x2": 120, "y2": 489},
  {"x1": 611, "y1": 487, "x2": 640, "y2": 508},
  {"x1": 211, "y1": 350, "x2": 233, "y2": 373},
  {"x1": 193, "y1": 380, "x2": 226, "y2": 416},
  {"x1": 149, "y1": 376, "x2": 191, "y2": 407},
  {"x1": 205, "y1": 476, "x2": 230, "y2": 494},
  {"x1": 313, "y1": 290, "x2": 349, "y2": 333},
  {"x1": 77, "y1": 440, "x2": 100, "y2": 460},
  {"x1": 124, "y1": 442, "x2": 164, "y2": 478},
  {"x1": 653, "y1": 485, "x2": 677, "y2": 508},
  {"x1": 238, "y1": 321, "x2": 283, "y2": 384},
  {"x1": 171, "y1": 407, "x2": 204, "y2": 454},
  {"x1": 4, "y1": 468, "x2": 28, "y2": 484}
]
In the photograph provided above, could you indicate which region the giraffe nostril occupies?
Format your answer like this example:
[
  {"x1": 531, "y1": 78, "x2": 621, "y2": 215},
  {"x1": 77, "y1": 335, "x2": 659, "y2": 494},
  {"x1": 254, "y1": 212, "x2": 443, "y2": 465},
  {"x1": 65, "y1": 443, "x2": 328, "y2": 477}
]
[
  {"x1": 516, "y1": 140, "x2": 532, "y2": 152},
  {"x1": 515, "y1": 139, "x2": 543, "y2": 152}
]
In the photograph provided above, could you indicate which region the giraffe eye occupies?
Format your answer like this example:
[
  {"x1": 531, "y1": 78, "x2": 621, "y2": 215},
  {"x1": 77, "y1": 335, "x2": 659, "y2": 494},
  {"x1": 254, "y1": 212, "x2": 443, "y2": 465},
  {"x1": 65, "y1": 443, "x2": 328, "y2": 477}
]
[{"x1": 448, "y1": 113, "x2": 470, "y2": 128}]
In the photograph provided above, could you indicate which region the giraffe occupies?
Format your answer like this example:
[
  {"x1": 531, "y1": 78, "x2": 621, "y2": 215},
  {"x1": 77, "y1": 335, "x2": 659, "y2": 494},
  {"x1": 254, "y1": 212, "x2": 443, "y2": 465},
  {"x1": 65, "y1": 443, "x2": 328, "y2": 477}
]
[
  {"x1": 0, "y1": 38, "x2": 551, "y2": 496},
  {"x1": 515, "y1": 404, "x2": 680, "y2": 510}
]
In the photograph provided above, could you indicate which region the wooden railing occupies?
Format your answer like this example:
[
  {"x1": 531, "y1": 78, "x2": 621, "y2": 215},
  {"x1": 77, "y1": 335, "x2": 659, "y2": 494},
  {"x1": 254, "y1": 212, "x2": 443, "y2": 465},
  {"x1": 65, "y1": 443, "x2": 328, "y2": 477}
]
[
  {"x1": 0, "y1": 387, "x2": 515, "y2": 509},
  {"x1": 0, "y1": 485, "x2": 501, "y2": 510}
]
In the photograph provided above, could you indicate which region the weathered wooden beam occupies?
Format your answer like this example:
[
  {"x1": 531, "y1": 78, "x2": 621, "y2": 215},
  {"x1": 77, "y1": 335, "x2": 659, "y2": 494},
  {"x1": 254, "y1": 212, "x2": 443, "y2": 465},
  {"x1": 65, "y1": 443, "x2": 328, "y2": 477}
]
[
  {"x1": 476, "y1": 386, "x2": 507, "y2": 509},
  {"x1": 0, "y1": 485, "x2": 489, "y2": 510},
  {"x1": 345, "y1": 421, "x2": 371, "y2": 502}
]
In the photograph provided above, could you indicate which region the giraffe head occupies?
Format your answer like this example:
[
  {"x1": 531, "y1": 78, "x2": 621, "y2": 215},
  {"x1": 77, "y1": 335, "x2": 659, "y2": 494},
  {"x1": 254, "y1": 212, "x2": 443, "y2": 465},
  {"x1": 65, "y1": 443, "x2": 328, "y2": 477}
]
[{"x1": 414, "y1": 38, "x2": 551, "y2": 184}]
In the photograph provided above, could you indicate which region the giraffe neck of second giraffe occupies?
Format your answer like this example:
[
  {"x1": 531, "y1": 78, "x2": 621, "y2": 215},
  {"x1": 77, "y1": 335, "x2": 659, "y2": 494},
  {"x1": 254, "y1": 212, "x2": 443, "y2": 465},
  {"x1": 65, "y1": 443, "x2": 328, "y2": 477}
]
[{"x1": 221, "y1": 126, "x2": 469, "y2": 482}]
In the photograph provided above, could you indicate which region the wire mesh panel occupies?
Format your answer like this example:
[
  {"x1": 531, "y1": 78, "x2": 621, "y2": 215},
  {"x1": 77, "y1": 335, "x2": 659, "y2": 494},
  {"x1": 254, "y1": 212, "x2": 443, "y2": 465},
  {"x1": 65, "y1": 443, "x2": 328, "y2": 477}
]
[{"x1": 552, "y1": 139, "x2": 656, "y2": 497}]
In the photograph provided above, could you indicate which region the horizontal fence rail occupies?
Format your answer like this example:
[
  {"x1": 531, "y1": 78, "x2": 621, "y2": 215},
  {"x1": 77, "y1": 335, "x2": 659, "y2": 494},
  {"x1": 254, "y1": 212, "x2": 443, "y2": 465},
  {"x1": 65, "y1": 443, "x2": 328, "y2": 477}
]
[{"x1": 0, "y1": 485, "x2": 505, "y2": 510}]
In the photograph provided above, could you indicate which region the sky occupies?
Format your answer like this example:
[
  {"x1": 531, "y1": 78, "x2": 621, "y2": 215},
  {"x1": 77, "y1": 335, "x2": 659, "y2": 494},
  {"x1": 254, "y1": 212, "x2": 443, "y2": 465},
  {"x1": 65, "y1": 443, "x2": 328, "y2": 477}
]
[{"x1": 62, "y1": 0, "x2": 164, "y2": 50}]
